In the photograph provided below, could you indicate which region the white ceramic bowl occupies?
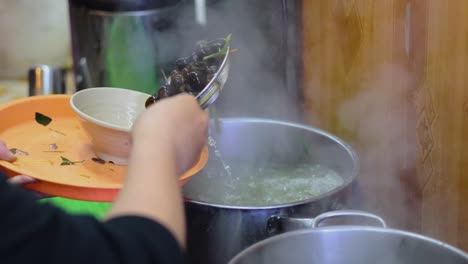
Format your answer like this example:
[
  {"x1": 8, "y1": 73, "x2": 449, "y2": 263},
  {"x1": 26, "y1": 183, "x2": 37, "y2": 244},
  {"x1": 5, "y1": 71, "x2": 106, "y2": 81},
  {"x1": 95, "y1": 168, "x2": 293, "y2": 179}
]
[{"x1": 70, "y1": 87, "x2": 150, "y2": 165}]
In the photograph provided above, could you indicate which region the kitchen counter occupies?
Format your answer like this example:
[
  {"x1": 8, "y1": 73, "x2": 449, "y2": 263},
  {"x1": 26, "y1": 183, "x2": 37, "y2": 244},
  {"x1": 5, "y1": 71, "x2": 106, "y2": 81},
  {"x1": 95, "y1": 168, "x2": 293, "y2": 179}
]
[
  {"x1": 0, "y1": 80, "x2": 28, "y2": 104},
  {"x1": 0, "y1": 73, "x2": 76, "y2": 105}
]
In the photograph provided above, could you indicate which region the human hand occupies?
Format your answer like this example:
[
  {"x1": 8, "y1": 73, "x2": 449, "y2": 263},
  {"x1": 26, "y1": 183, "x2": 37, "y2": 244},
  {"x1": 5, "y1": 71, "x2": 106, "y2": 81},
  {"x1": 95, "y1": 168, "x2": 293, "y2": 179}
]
[
  {"x1": 0, "y1": 140, "x2": 16, "y2": 162},
  {"x1": 109, "y1": 94, "x2": 208, "y2": 246},
  {"x1": 0, "y1": 140, "x2": 49, "y2": 198},
  {"x1": 0, "y1": 140, "x2": 35, "y2": 185},
  {"x1": 132, "y1": 94, "x2": 209, "y2": 174}
]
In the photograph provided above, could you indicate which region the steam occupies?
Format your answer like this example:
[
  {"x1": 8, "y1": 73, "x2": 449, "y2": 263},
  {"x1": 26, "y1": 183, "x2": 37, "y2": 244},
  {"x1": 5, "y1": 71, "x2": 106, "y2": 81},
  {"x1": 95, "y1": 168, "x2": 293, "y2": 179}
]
[
  {"x1": 338, "y1": 63, "x2": 418, "y2": 229},
  {"x1": 168, "y1": 0, "x2": 301, "y2": 121},
  {"x1": 99, "y1": 0, "x2": 423, "y2": 257},
  {"x1": 103, "y1": 0, "x2": 301, "y2": 121},
  {"x1": 104, "y1": 0, "x2": 419, "y2": 230}
]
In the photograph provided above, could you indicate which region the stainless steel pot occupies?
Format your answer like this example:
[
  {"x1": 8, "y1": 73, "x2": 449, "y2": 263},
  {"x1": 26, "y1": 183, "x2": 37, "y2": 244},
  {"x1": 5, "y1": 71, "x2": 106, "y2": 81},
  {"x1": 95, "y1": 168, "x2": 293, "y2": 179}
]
[
  {"x1": 68, "y1": 0, "x2": 182, "y2": 94},
  {"x1": 183, "y1": 118, "x2": 360, "y2": 264},
  {"x1": 229, "y1": 210, "x2": 468, "y2": 264}
]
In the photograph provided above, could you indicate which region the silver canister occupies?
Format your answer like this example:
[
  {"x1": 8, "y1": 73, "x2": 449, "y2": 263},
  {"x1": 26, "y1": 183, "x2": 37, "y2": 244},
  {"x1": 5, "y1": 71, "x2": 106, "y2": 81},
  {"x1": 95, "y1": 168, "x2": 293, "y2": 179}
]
[{"x1": 28, "y1": 65, "x2": 66, "y2": 96}]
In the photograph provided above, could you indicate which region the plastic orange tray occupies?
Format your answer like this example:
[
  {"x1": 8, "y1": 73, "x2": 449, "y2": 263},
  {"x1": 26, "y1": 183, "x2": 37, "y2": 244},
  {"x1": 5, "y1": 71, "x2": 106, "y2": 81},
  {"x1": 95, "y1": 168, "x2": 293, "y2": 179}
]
[{"x1": 0, "y1": 95, "x2": 208, "y2": 202}]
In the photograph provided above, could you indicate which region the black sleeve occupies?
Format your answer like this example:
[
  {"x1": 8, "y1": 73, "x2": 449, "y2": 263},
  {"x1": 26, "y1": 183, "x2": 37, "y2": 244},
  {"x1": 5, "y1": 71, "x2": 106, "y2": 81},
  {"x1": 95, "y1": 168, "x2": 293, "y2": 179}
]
[{"x1": 0, "y1": 172, "x2": 187, "y2": 264}]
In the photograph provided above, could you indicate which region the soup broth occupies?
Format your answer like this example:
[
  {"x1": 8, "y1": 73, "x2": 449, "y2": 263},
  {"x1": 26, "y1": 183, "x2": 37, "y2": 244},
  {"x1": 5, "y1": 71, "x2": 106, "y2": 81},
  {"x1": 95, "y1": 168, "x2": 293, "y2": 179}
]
[{"x1": 183, "y1": 161, "x2": 344, "y2": 206}]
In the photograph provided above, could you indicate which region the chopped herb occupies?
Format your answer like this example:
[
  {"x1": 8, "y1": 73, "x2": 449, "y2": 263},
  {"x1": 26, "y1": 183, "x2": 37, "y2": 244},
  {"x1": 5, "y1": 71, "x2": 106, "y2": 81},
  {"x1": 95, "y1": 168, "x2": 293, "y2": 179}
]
[
  {"x1": 60, "y1": 156, "x2": 84, "y2": 166},
  {"x1": 299, "y1": 139, "x2": 311, "y2": 157},
  {"x1": 92, "y1": 157, "x2": 106, "y2": 164},
  {"x1": 42, "y1": 150, "x2": 65, "y2": 153},
  {"x1": 49, "y1": 128, "x2": 66, "y2": 136},
  {"x1": 35, "y1": 112, "x2": 52, "y2": 126},
  {"x1": 9, "y1": 148, "x2": 29, "y2": 156},
  {"x1": 79, "y1": 174, "x2": 90, "y2": 178},
  {"x1": 49, "y1": 143, "x2": 58, "y2": 149}
]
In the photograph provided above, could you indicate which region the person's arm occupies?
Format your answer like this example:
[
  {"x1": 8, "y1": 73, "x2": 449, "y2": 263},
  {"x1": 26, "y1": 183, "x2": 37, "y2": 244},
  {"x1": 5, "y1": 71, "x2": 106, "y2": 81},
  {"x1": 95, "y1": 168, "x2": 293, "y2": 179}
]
[
  {"x1": 0, "y1": 94, "x2": 208, "y2": 263},
  {"x1": 106, "y1": 94, "x2": 208, "y2": 248},
  {"x1": 0, "y1": 173, "x2": 187, "y2": 264}
]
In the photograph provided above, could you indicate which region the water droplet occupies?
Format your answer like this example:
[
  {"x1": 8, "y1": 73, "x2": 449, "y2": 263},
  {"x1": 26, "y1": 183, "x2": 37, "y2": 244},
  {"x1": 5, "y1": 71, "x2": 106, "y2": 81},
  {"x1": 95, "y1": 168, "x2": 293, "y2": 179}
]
[{"x1": 208, "y1": 136, "x2": 216, "y2": 146}]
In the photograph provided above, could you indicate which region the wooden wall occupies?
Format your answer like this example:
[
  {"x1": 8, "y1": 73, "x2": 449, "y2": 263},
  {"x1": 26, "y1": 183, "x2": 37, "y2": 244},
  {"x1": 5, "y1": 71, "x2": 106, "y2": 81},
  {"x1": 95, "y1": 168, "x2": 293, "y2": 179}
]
[{"x1": 302, "y1": 0, "x2": 468, "y2": 251}]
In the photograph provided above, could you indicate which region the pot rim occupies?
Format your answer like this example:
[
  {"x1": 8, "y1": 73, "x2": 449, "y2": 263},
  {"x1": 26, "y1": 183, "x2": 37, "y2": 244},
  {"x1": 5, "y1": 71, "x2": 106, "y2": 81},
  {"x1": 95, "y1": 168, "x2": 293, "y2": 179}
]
[
  {"x1": 228, "y1": 226, "x2": 468, "y2": 263},
  {"x1": 183, "y1": 117, "x2": 360, "y2": 210}
]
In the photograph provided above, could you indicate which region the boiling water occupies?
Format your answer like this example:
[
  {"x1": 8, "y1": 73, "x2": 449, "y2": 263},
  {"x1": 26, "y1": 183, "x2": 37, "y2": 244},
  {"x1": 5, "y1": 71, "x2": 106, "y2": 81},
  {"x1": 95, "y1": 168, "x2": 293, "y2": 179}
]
[
  {"x1": 183, "y1": 162, "x2": 344, "y2": 206},
  {"x1": 207, "y1": 136, "x2": 232, "y2": 176},
  {"x1": 207, "y1": 109, "x2": 232, "y2": 176},
  {"x1": 198, "y1": 117, "x2": 345, "y2": 206}
]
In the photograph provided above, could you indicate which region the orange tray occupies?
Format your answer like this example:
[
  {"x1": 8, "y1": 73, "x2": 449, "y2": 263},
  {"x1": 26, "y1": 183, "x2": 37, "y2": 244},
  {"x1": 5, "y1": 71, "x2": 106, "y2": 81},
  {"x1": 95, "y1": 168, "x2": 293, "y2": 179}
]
[{"x1": 0, "y1": 95, "x2": 208, "y2": 202}]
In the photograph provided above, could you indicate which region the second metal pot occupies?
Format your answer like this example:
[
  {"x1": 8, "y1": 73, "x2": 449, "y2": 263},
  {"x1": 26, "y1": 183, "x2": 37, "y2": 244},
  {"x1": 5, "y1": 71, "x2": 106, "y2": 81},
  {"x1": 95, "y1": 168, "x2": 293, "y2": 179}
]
[
  {"x1": 229, "y1": 210, "x2": 468, "y2": 264},
  {"x1": 183, "y1": 118, "x2": 359, "y2": 264}
]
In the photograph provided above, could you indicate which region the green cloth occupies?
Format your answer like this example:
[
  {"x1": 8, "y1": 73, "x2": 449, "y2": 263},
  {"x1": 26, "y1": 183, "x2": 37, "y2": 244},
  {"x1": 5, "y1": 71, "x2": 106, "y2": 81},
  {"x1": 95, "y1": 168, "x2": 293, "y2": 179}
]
[{"x1": 40, "y1": 197, "x2": 112, "y2": 219}]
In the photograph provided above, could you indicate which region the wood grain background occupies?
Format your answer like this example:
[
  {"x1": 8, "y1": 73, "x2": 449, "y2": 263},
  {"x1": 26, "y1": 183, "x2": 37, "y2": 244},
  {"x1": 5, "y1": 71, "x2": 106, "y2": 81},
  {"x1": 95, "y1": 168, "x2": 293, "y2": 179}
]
[{"x1": 302, "y1": 0, "x2": 468, "y2": 251}]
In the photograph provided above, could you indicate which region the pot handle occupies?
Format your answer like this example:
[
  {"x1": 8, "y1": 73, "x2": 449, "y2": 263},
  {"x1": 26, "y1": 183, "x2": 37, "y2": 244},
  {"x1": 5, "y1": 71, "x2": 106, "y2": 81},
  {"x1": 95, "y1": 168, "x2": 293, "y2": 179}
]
[
  {"x1": 267, "y1": 210, "x2": 386, "y2": 235},
  {"x1": 311, "y1": 210, "x2": 386, "y2": 228}
]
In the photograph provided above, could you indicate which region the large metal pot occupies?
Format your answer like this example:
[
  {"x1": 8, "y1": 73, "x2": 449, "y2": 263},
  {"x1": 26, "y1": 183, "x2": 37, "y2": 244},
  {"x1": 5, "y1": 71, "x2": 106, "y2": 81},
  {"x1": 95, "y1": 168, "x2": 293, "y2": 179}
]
[
  {"x1": 68, "y1": 0, "x2": 182, "y2": 93},
  {"x1": 229, "y1": 210, "x2": 468, "y2": 264},
  {"x1": 183, "y1": 118, "x2": 359, "y2": 264}
]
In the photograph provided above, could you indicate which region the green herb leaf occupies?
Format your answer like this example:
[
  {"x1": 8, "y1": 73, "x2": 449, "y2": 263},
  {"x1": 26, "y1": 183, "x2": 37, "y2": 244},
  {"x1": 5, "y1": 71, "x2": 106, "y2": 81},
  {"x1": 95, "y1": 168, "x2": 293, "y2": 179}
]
[
  {"x1": 203, "y1": 33, "x2": 233, "y2": 61},
  {"x1": 35, "y1": 112, "x2": 52, "y2": 126},
  {"x1": 60, "y1": 156, "x2": 84, "y2": 166},
  {"x1": 60, "y1": 157, "x2": 73, "y2": 165},
  {"x1": 221, "y1": 33, "x2": 232, "y2": 51}
]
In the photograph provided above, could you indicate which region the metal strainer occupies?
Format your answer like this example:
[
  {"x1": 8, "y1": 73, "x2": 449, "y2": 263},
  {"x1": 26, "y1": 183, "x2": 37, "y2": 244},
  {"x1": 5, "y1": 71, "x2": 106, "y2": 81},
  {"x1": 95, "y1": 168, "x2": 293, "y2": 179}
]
[
  {"x1": 163, "y1": 38, "x2": 231, "y2": 109},
  {"x1": 195, "y1": 40, "x2": 231, "y2": 109}
]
